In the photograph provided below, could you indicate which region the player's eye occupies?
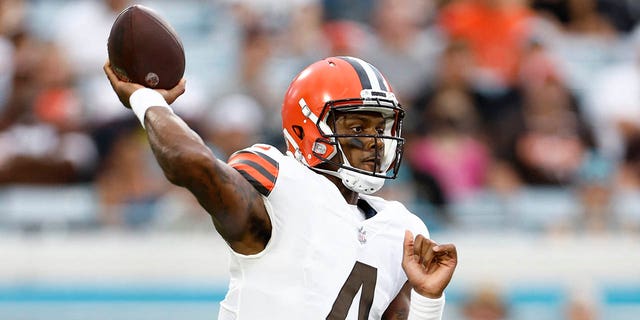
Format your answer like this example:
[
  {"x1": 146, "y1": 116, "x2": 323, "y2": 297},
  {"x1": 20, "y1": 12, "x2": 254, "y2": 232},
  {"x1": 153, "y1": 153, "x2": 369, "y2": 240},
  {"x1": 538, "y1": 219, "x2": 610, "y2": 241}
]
[
  {"x1": 351, "y1": 126, "x2": 363, "y2": 134},
  {"x1": 376, "y1": 128, "x2": 384, "y2": 135}
]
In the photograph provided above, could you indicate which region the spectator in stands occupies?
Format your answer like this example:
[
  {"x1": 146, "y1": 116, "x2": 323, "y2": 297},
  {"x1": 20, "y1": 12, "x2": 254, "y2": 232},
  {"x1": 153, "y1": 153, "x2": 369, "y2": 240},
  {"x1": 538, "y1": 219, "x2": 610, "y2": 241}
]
[
  {"x1": 322, "y1": 19, "x2": 368, "y2": 57},
  {"x1": 582, "y1": 41, "x2": 640, "y2": 163},
  {"x1": 362, "y1": 0, "x2": 444, "y2": 105},
  {"x1": 286, "y1": 2, "x2": 330, "y2": 63},
  {"x1": 510, "y1": 66, "x2": 594, "y2": 186},
  {"x1": 0, "y1": 0, "x2": 637, "y2": 240},
  {"x1": 535, "y1": 0, "x2": 622, "y2": 102},
  {"x1": 436, "y1": 1, "x2": 548, "y2": 158},
  {"x1": 437, "y1": 0, "x2": 533, "y2": 90},
  {"x1": 95, "y1": 123, "x2": 170, "y2": 229},
  {"x1": 0, "y1": 30, "x2": 97, "y2": 184},
  {"x1": 202, "y1": 93, "x2": 265, "y2": 160},
  {"x1": 599, "y1": 0, "x2": 640, "y2": 34},
  {"x1": 407, "y1": 87, "x2": 490, "y2": 203},
  {"x1": 0, "y1": 0, "x2": 23, "y2": 114},
  {"x1": 563, "y1": 0, "x2": 618, "y2": 37},
  {"x1": 322, "y1": 0, "x2": 374, "y2": 24},
  {"x1": 409, "y1": 40, "x2": 481, "y2": 140},
  {"x1": 51, "y1": 0, "x2": 132, "y2": 125}
]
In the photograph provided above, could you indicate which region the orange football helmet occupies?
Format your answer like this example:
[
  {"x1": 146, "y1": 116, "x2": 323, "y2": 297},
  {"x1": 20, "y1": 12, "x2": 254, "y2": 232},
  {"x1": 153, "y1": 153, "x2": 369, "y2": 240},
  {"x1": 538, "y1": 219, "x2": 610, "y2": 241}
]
[{"x1": 281, "y1": 56, "x2": 405, "y2": 194}]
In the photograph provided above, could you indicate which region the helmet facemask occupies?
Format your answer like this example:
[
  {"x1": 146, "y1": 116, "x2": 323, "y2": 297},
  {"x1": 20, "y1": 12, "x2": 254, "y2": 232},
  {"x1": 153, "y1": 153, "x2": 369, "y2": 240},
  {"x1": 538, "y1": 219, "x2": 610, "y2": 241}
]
[{"x1": 311, "y1": 91, "x2": 405, "y2": 194}]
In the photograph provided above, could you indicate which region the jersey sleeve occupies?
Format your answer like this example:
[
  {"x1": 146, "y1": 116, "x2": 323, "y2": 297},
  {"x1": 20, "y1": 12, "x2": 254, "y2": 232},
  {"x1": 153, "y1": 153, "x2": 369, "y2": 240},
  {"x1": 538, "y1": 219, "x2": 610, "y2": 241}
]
[{"x1": 227, "y1": 144, "x2": 281, "y2": 196}]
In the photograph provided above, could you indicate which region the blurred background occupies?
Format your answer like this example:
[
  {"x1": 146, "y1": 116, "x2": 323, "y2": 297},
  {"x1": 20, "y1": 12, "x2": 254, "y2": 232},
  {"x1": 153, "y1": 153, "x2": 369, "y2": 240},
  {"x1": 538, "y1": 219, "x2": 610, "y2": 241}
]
[{"x1": 1, "y1": 0, "x2": 640, "y2": 319}]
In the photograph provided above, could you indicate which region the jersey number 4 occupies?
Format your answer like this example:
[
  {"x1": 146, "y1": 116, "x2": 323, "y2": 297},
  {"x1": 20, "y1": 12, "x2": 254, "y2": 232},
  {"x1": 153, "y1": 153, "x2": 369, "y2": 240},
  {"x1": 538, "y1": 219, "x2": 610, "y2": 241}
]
[{"x1": 327, "y1": 261, "x2": 378, "y2": 320}]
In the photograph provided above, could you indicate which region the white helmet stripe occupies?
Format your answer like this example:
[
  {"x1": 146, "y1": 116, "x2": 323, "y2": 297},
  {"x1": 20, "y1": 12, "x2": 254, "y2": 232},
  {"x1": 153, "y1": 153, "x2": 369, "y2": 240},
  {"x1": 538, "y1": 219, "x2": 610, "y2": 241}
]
[
  {"x1": 338, "y1": 56, "x2": 389, "y2": 92},
  {"x1": 299, "y1": 98, "x2": 332, "y2": 135}
]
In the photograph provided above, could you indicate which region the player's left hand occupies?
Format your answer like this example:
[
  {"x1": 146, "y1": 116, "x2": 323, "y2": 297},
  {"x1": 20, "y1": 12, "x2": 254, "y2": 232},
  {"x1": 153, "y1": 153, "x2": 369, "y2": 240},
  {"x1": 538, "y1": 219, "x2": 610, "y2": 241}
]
[
  {"x1": 103, "y1": 60, "x2": 185, "y2": 108},
  {"x1": 402, "y1": 230, "x2": 457, "y2": 299}
]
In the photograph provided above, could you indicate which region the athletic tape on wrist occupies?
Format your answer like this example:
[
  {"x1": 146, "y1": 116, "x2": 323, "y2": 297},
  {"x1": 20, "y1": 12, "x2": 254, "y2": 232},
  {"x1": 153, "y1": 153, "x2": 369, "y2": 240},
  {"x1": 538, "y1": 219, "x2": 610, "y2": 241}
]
[
  {"x1": 130, "y1": 88, "x2": 172, "y2": 129},
  {"x1": 408, "y1": 290, "x2": 445, "y2": 320}
]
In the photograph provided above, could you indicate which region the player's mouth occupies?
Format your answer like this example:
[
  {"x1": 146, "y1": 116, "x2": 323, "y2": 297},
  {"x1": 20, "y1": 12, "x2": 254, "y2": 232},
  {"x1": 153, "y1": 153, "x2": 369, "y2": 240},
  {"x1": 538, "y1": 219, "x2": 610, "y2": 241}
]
[{"x1": 361, "y1": 157, "x2": 381, "y2": 172}]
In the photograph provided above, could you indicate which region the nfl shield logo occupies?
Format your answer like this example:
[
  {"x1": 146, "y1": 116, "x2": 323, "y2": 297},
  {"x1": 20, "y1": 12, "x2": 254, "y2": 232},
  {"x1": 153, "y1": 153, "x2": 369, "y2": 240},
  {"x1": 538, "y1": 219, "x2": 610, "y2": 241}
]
[{"x1": 358, "y1": 227, "x2": 367, "y2": 244}]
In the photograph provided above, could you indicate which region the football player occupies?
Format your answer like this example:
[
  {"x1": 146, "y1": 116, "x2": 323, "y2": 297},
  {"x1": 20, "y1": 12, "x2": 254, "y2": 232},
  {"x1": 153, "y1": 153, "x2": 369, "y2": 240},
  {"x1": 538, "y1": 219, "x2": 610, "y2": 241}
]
[{"x1": 104, "y1": 56, "x2": 457, "y2": 319}]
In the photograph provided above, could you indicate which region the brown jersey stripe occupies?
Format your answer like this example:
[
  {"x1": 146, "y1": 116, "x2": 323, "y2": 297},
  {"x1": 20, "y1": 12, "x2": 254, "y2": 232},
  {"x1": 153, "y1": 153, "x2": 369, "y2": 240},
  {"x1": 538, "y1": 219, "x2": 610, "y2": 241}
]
[
  {"x1": 234, "y1": 168, "x2": 271, "y2": 196},
  {"x1": 231, "y1": 161, "x2": 275, "y2": 196}
]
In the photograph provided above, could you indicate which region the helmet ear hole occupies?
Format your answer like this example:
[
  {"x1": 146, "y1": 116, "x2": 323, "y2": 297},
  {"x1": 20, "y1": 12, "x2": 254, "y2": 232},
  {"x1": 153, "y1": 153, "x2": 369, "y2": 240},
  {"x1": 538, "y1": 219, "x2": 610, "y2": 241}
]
[{"x1": 292, "y1": 125, "x2": 304, "y2": 139}]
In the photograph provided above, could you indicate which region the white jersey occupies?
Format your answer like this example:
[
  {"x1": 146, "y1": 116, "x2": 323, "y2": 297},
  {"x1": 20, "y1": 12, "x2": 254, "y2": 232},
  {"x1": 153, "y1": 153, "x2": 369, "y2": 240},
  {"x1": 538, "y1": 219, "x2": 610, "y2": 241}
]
[{"x1": 220, "y1": 144, "x2": 430, "y2": 320}]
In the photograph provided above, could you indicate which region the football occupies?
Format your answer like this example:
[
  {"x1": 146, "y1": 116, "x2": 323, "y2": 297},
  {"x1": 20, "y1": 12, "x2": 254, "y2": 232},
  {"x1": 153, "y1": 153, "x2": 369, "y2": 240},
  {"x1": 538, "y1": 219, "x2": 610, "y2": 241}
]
[{"x1": 107, "y1": 5, "x2": 185, "y2": 89}]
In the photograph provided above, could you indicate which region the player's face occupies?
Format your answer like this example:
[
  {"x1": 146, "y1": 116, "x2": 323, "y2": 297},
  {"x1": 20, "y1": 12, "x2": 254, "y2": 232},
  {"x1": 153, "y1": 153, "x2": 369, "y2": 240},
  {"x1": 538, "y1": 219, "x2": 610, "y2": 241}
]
[{"x1": 332, "y1": 111, "x2": 386, "y2": 173}]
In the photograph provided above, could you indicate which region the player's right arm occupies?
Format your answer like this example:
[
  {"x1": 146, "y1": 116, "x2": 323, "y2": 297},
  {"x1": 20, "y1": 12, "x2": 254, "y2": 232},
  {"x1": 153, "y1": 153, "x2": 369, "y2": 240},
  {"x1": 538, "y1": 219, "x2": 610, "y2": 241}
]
[{"x1": 104, "y1": 62, "x2": 270, "y2": 255}]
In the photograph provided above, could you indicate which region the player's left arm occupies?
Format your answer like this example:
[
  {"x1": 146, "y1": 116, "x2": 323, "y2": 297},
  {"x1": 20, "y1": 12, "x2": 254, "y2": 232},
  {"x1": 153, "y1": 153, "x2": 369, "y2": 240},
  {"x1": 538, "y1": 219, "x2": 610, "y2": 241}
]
[
  {"x1": 381, "y1": 282, "x2": 410, "y2": 319},
  {"x1": 383, "y1": 230, "x2": 457, "y2": 319}
]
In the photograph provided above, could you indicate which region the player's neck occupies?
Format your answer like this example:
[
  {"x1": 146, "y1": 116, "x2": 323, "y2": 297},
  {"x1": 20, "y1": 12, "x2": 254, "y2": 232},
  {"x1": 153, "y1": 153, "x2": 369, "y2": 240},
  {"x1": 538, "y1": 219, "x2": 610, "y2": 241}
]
[
  {"x1": 341, "y1": 187, "x2": 359, "y2": 205},
  {"x1": 322, "y1": 172, "x2": 359, "y2": 205}
]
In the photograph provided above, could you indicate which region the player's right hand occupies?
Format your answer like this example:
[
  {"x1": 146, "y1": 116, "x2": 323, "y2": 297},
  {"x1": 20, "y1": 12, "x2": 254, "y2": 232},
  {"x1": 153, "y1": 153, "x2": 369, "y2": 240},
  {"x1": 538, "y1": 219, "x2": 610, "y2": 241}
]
[
  {"x1": 402, "y1": 230, "x2": 457, "y2": 299},
  {"x1": 103, "y1": 60, "x2": 186, "y2": 108}
]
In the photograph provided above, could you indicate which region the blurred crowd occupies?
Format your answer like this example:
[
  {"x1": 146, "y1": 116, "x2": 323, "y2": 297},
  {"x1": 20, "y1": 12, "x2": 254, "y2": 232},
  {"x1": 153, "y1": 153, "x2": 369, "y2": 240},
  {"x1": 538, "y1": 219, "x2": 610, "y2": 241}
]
[
  {"x1": 1, "y1": 0, "x2": 640, "y2": 238},
  {"x1": 3, "y1": 1, "x2": 640, "y2": 319}
]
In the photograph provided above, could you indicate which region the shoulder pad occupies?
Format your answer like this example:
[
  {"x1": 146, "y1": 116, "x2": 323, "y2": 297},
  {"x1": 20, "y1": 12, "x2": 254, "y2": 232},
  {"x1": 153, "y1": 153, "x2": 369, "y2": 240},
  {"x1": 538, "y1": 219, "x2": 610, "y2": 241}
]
[{"x1": 227, "y1": 144, "x2": 282, "y2": 196}]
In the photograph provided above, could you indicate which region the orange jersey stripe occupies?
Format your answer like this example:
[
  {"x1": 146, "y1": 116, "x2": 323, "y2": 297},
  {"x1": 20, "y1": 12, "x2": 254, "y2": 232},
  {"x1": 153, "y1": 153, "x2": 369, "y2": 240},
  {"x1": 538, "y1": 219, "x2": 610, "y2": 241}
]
[
  {"x1": 228, "y1": 151, "x2": 279, "y2": 196},
  {"x1": 229, "y1": 151, "x2": 278, "y2": 173}
]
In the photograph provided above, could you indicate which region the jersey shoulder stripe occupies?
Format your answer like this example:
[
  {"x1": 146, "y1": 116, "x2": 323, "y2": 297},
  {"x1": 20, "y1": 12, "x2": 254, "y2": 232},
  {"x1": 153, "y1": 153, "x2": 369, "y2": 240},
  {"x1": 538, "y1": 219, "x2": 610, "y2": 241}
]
[{"x1": 228, "y1": 149, "x2": 279, "y2": 196}]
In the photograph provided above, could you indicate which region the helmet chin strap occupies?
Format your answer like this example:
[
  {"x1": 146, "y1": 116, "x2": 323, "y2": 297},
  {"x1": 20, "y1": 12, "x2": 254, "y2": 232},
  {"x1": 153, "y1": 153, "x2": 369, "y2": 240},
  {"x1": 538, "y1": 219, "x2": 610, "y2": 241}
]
[
  {"x1": 311, "y1": 166, "x2": 385, "y2": 195},
  {"x1": 337, "y1": 168, "x2": 385, "y2": 194},
  {"x1": 311, "y1": 139, "x2": 386, "y2": 194}
]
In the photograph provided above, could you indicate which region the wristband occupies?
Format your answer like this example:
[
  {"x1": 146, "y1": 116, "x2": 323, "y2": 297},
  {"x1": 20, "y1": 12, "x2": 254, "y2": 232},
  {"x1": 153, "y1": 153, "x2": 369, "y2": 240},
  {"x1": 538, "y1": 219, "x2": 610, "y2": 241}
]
[
  {"x1": 408, "y1": 290, "x2": 445, "y2": 320},
  {"x1": 129, "y1": 88, "x2": 172, "y2": 129}
]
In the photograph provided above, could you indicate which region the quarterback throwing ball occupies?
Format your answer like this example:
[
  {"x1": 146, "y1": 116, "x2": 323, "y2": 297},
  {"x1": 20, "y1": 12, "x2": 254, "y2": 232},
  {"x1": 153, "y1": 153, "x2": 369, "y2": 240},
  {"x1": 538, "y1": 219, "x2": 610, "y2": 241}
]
[{"x1": 104, "y1": 55, "x2": 457, "y2": 319}]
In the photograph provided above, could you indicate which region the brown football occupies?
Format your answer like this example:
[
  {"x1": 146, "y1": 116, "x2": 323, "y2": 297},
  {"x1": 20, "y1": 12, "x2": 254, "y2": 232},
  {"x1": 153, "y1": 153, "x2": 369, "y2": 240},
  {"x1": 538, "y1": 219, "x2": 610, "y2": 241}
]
[{"x1": 107, "y1": 5, "x2": 185, "y2": 89}]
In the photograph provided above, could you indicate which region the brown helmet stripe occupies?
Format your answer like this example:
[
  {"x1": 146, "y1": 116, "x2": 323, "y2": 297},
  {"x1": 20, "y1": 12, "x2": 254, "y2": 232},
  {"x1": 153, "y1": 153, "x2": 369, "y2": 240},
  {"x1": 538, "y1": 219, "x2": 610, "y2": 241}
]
[{"x1": 337, "y1": 56, "x2": 389, "y2": 92}]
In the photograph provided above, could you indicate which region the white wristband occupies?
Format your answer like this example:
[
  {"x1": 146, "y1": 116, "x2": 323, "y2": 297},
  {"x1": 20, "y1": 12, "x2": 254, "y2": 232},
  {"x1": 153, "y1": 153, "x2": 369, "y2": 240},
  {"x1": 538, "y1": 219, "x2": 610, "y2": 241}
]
[
  {"x1": 408, "y1": 290, "x2": 445, "y2": 320},
  {"x1": 129, "y1": 88, "x2": 172, "y2": 129}
]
